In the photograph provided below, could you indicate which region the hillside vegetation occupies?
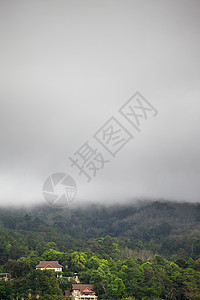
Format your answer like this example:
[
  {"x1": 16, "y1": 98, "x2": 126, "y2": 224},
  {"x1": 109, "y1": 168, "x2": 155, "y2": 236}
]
[{"x1": 0, "y1": 201, "x2": 200, "y2": 299}]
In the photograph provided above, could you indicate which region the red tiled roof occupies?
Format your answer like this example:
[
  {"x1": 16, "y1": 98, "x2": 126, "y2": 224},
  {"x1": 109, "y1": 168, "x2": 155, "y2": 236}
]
[
  {"x1": 83, "y1": 288, "x2": 94, "y2": 293},
  {"x1": 72, "y1": 284, "x2": 94, "y2": 293},
  {"x1": 35, "y1": 261, "x2": 63, "y2": 269}
]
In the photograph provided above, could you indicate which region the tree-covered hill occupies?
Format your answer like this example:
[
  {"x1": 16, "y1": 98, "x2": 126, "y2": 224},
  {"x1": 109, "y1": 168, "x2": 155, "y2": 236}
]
[
  {"x1": 0, "y1": 201, "x2": 200, "y2": 262},
  {"x1": 0, "y1": 201, "x2": 200, "y2": 299}
]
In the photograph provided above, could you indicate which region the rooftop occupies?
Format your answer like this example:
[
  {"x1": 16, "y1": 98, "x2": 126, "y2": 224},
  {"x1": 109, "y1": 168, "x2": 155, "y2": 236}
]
[
  {"x1": 72, "y1": 284, "x2": 94, "y2": 293},
  {"x1": 35, "y1": 261, "x2": 63, "y2": 269}
]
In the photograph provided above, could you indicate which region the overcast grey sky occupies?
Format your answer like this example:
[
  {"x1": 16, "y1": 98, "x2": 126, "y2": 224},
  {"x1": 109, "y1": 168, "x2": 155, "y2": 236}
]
[{"x1": 0, "y1": 0, "x2": 200, "y2": 206}]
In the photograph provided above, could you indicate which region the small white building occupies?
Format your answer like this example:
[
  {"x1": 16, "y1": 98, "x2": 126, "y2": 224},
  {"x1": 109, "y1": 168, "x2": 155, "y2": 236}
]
[
  {"x1": 65, "y1": 284, "x2": 98, "y2": 300},
  {"x1": 35, "y1": 261, "x2": 63, "y2": 272}
]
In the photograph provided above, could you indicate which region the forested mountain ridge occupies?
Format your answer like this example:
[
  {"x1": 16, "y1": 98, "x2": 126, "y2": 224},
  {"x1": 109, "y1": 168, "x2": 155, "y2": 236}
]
[
  {"x1": 0, "y1": 201, "x2": 200, "y2": 261},
  {"x1": 0, "y1": 201, "x2": 200, "y2": 299}
]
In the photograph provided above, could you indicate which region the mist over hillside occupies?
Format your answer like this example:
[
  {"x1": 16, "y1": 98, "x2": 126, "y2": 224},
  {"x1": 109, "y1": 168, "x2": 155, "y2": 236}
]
[
  {"x1": 1, "y1": 0, "x2": 200, "y2": 297},
  {"x1": 1, "y1": 200, "x2": 200, "y2": 299},
  {"x1": 1, "y1": 200, "x2": 200, "y2": 260}
]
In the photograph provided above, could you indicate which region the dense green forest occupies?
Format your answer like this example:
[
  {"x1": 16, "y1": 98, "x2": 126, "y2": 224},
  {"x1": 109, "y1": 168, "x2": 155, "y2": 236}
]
[{"x1": 0, "y1": 201, "x2": 200, "y2": 299}]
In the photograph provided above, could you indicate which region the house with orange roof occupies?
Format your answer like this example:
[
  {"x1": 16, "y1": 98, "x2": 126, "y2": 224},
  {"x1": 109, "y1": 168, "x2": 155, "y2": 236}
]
[{"x1": 65, "y1": 284, "x2": 98, "y2": 300}]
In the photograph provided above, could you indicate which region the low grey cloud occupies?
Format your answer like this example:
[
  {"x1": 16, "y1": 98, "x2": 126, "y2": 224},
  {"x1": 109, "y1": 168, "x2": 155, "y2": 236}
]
[{"x1": 0, "y1": 0, "x2": 200, "y2": 206}]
